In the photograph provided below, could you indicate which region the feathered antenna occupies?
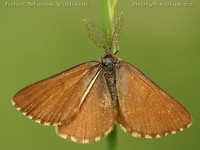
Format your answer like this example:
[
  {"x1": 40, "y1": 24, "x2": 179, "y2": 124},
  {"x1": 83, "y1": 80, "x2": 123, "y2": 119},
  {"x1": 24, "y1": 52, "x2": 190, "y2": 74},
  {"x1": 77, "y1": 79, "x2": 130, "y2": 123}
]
[
  {"x1": 109, "y1": 12, "x2": 124, "y2": 54},
  {"x1": 83, "y1": 12, "x2": 124, "y2": 55},
  {"x1": 82, "y1": 19, "x2": 107, "y2": 50}
]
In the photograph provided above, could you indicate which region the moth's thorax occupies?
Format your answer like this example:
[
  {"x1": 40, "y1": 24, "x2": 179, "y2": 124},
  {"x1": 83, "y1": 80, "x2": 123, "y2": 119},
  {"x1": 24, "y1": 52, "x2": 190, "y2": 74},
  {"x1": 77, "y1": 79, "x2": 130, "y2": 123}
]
[{"x1": 102, "y1": 54, "x2": 118, "y2": 102}]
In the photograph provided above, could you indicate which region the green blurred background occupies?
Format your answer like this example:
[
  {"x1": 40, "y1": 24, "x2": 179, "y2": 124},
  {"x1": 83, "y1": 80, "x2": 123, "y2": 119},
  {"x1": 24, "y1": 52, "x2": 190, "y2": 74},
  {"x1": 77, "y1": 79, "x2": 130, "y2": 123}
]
[{"x1": 0, "y1": 0, "x2": 199, "y2": 149}]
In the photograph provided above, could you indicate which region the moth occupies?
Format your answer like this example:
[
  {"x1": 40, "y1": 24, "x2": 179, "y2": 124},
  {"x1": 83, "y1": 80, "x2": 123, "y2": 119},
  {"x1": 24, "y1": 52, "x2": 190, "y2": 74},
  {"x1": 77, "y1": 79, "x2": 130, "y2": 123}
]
[{"x1": 12, "y1": 13, "x2": 192, "y2": 143}]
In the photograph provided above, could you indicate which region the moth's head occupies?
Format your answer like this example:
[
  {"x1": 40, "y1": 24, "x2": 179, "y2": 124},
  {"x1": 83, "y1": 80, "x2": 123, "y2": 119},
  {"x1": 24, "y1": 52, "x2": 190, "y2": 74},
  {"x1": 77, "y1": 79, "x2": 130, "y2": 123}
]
[{"x1": 102, "y1": 54, "x2": 117, "y2": 69}]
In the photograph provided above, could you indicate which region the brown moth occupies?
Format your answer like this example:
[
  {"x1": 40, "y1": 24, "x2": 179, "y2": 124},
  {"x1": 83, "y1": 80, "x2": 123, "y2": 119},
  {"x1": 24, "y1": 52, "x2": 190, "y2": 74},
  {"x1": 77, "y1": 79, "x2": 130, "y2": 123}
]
[{"x1": 12, "y1": 13, "x2": 192, "y2": 143}]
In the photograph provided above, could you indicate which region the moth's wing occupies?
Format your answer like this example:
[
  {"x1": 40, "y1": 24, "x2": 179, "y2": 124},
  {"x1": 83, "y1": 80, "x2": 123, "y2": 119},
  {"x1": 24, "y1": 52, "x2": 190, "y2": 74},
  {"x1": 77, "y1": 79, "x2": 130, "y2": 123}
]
[
  {"x1": 12, "y1": 61, "x2": 101, "y2": 126},
  {"x1": 56, "y1": 70, "x2": 116, "y2": 143},
  {"x1": 116, "y1": 61, "x2": 192, "y2": 138}
]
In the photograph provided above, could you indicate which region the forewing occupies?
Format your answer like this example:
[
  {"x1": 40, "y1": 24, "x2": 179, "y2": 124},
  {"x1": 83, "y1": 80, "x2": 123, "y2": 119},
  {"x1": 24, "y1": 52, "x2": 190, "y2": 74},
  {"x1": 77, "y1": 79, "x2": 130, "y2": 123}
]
[
  {"x1": 116, "y1": 61, "x2": 192, "y2": 138},
  {"x1": 56, "y1": 70, "x2": 116, "y2": 143},
  {"x1": 12, "y1": 61, "x2": 101, "y2": 126}
]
